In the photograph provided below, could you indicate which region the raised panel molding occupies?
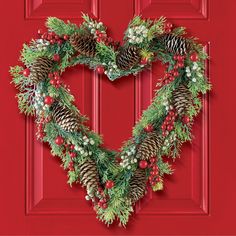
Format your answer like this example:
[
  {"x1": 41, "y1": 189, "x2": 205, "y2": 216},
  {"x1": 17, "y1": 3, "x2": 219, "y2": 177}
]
[
  {"x1": 25, "y1": 0, "x2": 98, "y2": 19},
  {"x1": 135, "y1": 0, "x2": 208, "y2": 19}
]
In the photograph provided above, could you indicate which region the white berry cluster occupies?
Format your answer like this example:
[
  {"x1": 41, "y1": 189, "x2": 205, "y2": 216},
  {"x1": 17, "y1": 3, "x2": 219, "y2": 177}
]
[
  {"x1": 104, "y1": 62, "x2": 119, "y2": 77},
  {"x1": 87, "y1": 21, "x2": 106, "y2": 38},
  {"x1": 34, "y1": 89, "x2": 47, "y2": 115},
  {"x1": 31, "y1": 39, "x2": 50, "y2": 52},
  {"x1": 162, "y1": 97, "x2": 173, "y2": 113},
  {"x1": 127, "y1": 25, "x2": 148, "y2": 44},
  {"x1": 120, "y1": 146, "x2": 137, "y2": 169},
  {"x1": 162, "y1": 133, "x2": 177, "y2": 151},
  {"x1": 185, "y1": 62, "x2": 203, "y2": 82},
  {"x1": 73, "y1": 136, "x2": 95, "y2": 157},
  {"x1": 85, "y1": 187, "x2": 96, "y2": 201}
]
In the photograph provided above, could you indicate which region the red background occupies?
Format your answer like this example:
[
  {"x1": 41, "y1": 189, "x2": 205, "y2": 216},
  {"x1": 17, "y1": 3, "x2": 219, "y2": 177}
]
[{"x1": 0, "y1": 0, "x2": 236, "y2": 235}]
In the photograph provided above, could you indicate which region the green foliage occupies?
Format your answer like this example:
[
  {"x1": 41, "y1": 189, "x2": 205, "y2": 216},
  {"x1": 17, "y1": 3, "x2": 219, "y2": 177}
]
[
  {"x1": 10, "y1": 14, "x2": 211, "y2": 226},
  {"x1": 46, "y1": 17, "x2": 79, "y2": 36}
]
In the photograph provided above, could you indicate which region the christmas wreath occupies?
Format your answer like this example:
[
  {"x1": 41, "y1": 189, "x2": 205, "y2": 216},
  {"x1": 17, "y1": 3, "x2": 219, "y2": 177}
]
[{"x1": 10, "y1": 14, "x2": 211, "y2": 226}]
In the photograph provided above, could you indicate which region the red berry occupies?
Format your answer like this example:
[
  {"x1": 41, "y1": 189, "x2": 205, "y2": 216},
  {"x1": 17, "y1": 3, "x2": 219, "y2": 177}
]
[
  {"x1": 63, "y1": 35, "x2": 69, "y2": 40},
  {"x1": 144, "y1": 124, "x2": 154, "y2": 132},
  {"x1": 102, "y1": 203, "x2": 108, "y2": 209},
  {"x1": 105, "y1": 180, "x2": 114, "y2": 189},
  {"x1": 70, "y1": 144, "x2": 75, "y2": 150},
  {"x1": 50, "y1": 79, "x2": 56, "y2": 85},
  {"x1": 22, "y1": 68, "x2": 30, "y2": 77},
  {"x1": 165, "y1": 22, "x2": 173, "y2": 28},
  {"x1": 190, "y1": 52, "x2": 198, "y2": 62},
  {"x1": 68, "y1": 161, "x2": 74, "y2": 171},
  {"x1": 150, "y1": 157, "x2": 156, "y2": 163},
  {"x1": 44, "y1": 96, "x2": 54, "y2": 105},
  {"x1": 173, "y1": 55, "x2": 178, "y2": 60},
  {"x1": 53, "y1": 54, "x2": 60, "y2": 62},
  {"x1": 95, "y1": 30, "x2": 100, "y2": 35},
  {"x1": 161, "y1": 124, "x2": 166, "y2": 130},
  {"x1": 57, "y1": 40, "x2": 63, "y2": 45},
  {"x1": 96, "y1": 37, "x2": 102, "y2": 43},
  {"x1": 96, "y1": 66, "x2": 105, "y2": 75},
  {"x1": 162, "y1": 131, "x2": 167, "y2": 136},
  {"x1": 54, "y1": 35, "x2": 59, "y2": 40},
  {"x1": 55, "y1": 136, "x2": 64, "y2": 145},
  {"x1": 173, "y1": 71, "x2": 179, "y2": 77},
  {"x1": 50, "y1": 39, "x2": 56, "y2": 44},
  {"x1": 139, "y1": 160, "x2": 148, "y2": 169},
  {"x1": 177, "y1": 62, "x2": 184, "y2": 68},
  {"x1": 165, "y1": 28, "x2": 171, "y2": 33},
  {"x1": 69, "y1": 152, "x2": 76, "y2": 159},
  {"x1": 54, "y1": 75, "x2": 61, "y2": 80},
  {"x1": 37, "y1": 29, "x2": 43, "y2": 35},
  {"x1": 169, "y1": 76, "x2": 175, "y2": 81},
  {"x1": 166, "y1": 116, "x2": 172, "y2": 122},
  {"x1": 98, "y1": 33, "x2": 104, "y2": 38},
  {"x1": 182, "y1": 115, "x2": 190, "y2": 124},
  {"x1": 152, "y1": 165, "x2": 158, "y2": 170},
  {"x1": 167, "y1": 125, "x2": 173, "y2": 131},
  {"x1": 48, "y1": 73, "x2": 54, "y2": 79},
  {"x1": 169, "y1": 111, "x2": 175, "y2": 117},
  {"x1": 141, "y1": 57, "x2": 148, "y2": 65},
  {"x1": 177, "y1": 55, "x2": 183, "y2": 61}
]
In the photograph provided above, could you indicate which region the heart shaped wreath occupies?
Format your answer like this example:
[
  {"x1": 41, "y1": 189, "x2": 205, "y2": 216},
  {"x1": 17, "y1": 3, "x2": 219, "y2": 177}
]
[{"x1": 10, "y1": 14, "x2": 211, "y2": 226}]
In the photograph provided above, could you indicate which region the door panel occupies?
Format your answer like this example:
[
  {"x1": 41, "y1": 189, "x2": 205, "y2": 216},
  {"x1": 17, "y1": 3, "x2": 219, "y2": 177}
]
[{"x1": 0, "y1": 0, "x2": 235, "y2": 235}]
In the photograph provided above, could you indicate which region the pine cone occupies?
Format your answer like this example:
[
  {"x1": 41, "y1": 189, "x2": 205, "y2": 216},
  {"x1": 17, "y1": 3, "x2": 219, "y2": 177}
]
[
  {"x1": 136, "y1": 132, "x2": 163, "y2": 161},
  {"x1": 51, "y1": 102, "x2": 79, "y2": 132},
  {"x1": 129, "y1": 169, "x2": 147, "y2": 204},
  {"x1": 78, "y1": 159, "x2": 100, "y2": 192},
  {"x1": 173, "y1": 85, "x2": 192, "y2": 115},
  {"x1": 69, "y1": 33, "x2": 97, "y2": 57},
  {"x1": 29, "y1": 57, "x2": 54, "y2": 83},
  {"x1": 116, "y1": 45, "x2": 140, "y2": 70},
  {"x1": 160, "y1": 34, "x2": 189, "y2": 55}
]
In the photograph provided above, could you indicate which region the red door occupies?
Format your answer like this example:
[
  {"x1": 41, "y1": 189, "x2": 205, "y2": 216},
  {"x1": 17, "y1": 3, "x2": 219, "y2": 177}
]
[{"x1": 1, "y1": 0, "x2": 236, "y2": 235}]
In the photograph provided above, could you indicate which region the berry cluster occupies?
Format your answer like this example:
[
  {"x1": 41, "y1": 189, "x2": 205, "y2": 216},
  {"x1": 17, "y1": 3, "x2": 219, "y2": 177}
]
[
  {"x1": 148, "y1": 157, "x2": 160, "y2": 186},
  {"x1": 36, "y1": 117, "x2": 50, "y2": 140},
  {"x1": 161, "y1": 110, "x2": 177, "y2": 136},
  {"x1": 164, "y1": 22, "x2": 173, "y2": 33},
  {"x1": 162, "y1": 68, "x2": 180, "y2": 85},
  {"x1": 173, "y1": 54, "x2": 185, "y2": 68},
  {"x1": 49, "y1": 71, "x2": 62, "y2": 88},
  {"x1": 97, "y1": 187, "x2": 109, "y2": 209},
  {"x1": 37, "y1": 29, "x2": 69, "y2": 45},
  {"x1": 94, "y1": 30, "x2": 107, "y2": 43}
]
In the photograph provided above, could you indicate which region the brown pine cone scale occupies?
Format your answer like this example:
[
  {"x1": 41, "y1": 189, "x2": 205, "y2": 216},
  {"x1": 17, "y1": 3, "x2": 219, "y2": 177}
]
[
  {"x1": 129, "y1": 169, "x2": 147, "y2": 204},
  {"x1": 69, "y1": 33, "x2": 97, "y2": 57},
  {"x1": 51, "y1": 102, "x2": 79, "y2": 132},
  {"x1": 136, "y1": 132, "x2": 163, "y2": 161},
  {"x1": 173, "y1": 85, "x2": 192, "y2": 115},
  {"x1": 116, "y1": 45, "x2": 140, "y2": 70},
  {"x1": 29, "y1": 57, "x2": 54, "y2": 83}
]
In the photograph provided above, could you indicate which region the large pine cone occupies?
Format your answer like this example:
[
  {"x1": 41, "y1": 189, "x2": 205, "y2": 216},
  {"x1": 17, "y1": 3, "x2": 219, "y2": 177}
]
[
  {"x1": 136, "y1": 132, "x2": 163, "y2": 161},
  {"x1": 78, "y1": 159, "x2": 100, "y2": 192},
  {"x1": 173, "y1": 85, "x2": 192, "y2": 115},
  {"x1": 129, "y1": 169, "x2": 147, "y2": 204},
  {"x1": 116, "y1": 45, "x2": 140, "y2": 70},
  {"x1": 51, "y1": 102, "x2": 79, "y2": 132},
  {"x1": 69, "y1": 33, "x2": 97, "y2": 57},
  {"x1": 160, "y1": 34, "x2": 189, "y2": 55},
  {"x1": 29, "y1": 57, "x2": 54, "y2": 83}
]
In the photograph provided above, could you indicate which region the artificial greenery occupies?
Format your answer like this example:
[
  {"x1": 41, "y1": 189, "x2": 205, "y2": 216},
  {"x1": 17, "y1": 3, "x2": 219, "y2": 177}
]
[{"x1": 10, "y1": 14, "x2": 211, "y2": 226}]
